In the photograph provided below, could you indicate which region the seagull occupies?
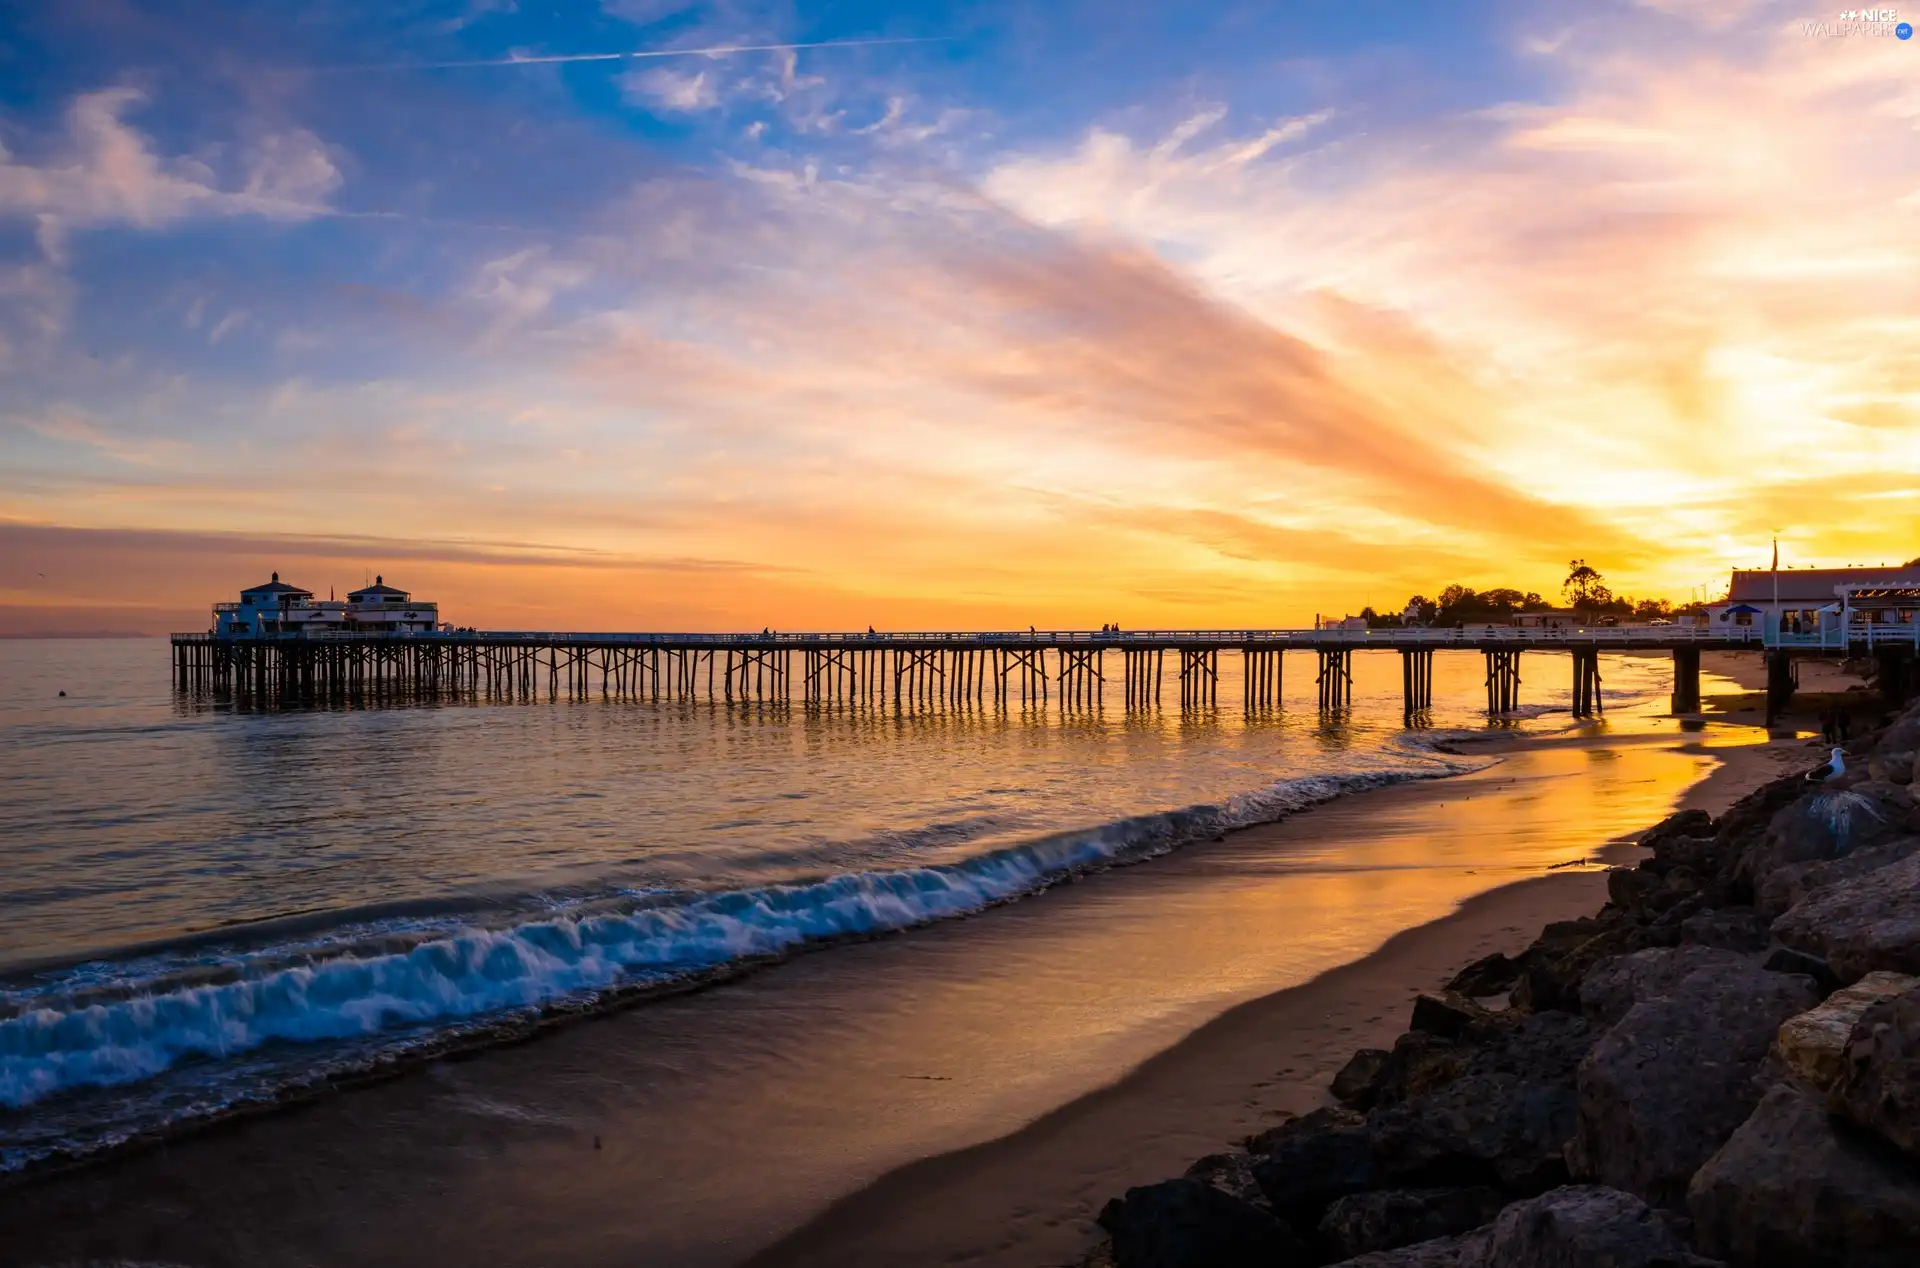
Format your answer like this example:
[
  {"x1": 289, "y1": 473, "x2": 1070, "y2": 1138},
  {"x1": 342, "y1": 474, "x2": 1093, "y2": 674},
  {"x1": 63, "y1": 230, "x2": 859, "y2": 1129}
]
[{"x1": 1806, "y1": 747, "x2": 1847, "y2": 783}]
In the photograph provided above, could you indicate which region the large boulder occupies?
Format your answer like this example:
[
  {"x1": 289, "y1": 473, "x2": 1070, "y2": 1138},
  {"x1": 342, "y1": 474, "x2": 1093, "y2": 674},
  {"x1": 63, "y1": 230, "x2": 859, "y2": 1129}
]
[
  {"x1": 1369, "y1": 1013, "x2": 1595, "y2": 1195},
  {"x1": 1639, "y1": 809, "x2": 1716, "y2": 868},
  {"x1": 1746, "y1": 790, "x2": 1903, "y2": 884},
  {"x1": 1688, "y1": 1084, "x2": 1920, "y2": 1267},
  {"x1": 1757, "y1": 836, "x2": 1920, "y2": 919},
  {"x1": 1577, "y1": 945, "x2": 1758, "y2": 1031},
  {"x1": 1775, "y1": 972, "x2": 1920, "y2": 1093},
  {"x1": 1333, "y1": 1049, "x2": 1391, "y2": 1107},
  {"x1": 1833, "y1": 982, "x2": 1920, "y2": 1158},
  {"x1": 1513, "y1": 922, "x2": 1661, "y2": 1015},
  {"x1": 1446, "y1": 952, "x2": 1521, "y2": 998},
  {"x1": 1316, "y1": 1187, "x2": 1505, "y2": 1261},
  {"x1": 1097, "y1": 1177, "x2": 1313, "y2": 1268},
  {"x1": 1456, "y1": 1185, "x2": 1721, "y2": 1267},
  {"x1": 1772, "y1": 850, "x2": 1920, "y2": 983},
  {"x1": 1569, "y1": 964, "x2": 1819, "y2": 1208},
  {"x1": 1345, "y1": 1031, "x2": 1473, "y2": 1112},
  {"x1": 1409, "y1": 993, "x2": 1493, "y2": 1040},
  {"x1": 1328, "y1": 1229, "x2": 1491, "y2": 1267},
  {"x1": 1251, "y1": 1109, "x2": 1384, "y2": 1232},
  {"x1": 1181, "y1": 1149, "x2": 1265, "y2": 1207},
  {"x1": 1677, "y1": 908, "x2": 1771, "y2": 953}
]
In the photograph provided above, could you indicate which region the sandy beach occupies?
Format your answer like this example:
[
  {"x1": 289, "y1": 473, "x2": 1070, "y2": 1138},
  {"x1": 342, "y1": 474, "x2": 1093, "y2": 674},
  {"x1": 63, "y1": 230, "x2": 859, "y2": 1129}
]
[{"x1": 0, "y1": 724, "x2": 1814, "y2": 1268}]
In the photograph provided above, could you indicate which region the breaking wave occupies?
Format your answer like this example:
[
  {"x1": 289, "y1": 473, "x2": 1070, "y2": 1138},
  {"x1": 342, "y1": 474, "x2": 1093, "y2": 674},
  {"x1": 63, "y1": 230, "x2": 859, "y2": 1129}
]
[{"x1": 0, "y1": 753, "x2": 1479, "y2": 1170}]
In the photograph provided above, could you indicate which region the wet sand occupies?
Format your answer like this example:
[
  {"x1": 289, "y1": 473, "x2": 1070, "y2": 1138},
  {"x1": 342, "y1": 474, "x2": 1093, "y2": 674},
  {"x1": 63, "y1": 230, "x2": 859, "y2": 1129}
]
[{"x1": 0, "y1": 726, "x2": 1810, "y2": 1268}]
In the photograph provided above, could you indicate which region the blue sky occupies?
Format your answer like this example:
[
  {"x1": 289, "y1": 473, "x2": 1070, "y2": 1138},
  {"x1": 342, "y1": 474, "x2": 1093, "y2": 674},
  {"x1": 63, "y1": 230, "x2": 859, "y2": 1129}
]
[{"x1": 3, "y1": 1, "x2": 1916, "y2": 633}]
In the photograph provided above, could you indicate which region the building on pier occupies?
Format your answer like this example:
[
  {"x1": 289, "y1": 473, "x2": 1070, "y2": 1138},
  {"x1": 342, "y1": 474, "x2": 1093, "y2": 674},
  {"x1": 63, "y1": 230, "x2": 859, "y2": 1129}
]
[
  {"x1": 344, "y1": 577, "x2": 439, "y2": 632},
  {"x1": 213, "y1": 574, "x2": 346, "y2": 636},
  {"x1": 210, "y1": 573, "x2": 441, "y2": 636},
  {"x1": 1706, "y1": 566, "x2": 1920, "y2": 633}
]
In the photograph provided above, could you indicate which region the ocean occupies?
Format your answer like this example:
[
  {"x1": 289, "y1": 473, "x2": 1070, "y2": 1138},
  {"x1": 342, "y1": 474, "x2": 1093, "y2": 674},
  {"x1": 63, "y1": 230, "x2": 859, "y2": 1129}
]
[{"x1": 0, "y1": 636, "x2": 1700, "y2": 1172}]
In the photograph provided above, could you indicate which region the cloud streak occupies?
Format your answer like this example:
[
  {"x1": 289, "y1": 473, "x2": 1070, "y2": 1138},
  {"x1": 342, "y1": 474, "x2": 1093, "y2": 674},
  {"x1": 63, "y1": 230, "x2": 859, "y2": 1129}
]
[{"x1": 333, "y1": 36, "x2": 946, "y2": 73}]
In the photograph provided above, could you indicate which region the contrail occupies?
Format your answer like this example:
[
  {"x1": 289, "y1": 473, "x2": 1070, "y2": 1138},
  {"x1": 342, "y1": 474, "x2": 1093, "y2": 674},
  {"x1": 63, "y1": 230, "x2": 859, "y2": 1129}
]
[{"x1": 333, "y1": 35, "x2": 942, "y2": 72}]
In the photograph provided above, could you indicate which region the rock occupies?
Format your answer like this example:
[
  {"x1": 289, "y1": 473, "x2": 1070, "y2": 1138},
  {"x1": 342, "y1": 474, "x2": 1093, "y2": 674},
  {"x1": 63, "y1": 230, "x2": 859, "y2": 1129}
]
[
  {"x1": 1333, "y1": 1049, "x2": 1391, "y2": 1107},
  {"x1": 1369, "y1": 1013, "x2": 1595, "y2": 1195},
  {"x1": 1643, "y1": 808, "x2": 1716, "y2": 854},
  {"x1": 1410, "y1": 993, "x2": 1491, "y2": 1040},
  {"x1": 1538, "y1": 918, "x2": 1613, "y2": 954},
  {"x1": 1514, "y1": 923, "x2": 1662, "y2": 1015},
  {"x1": 1569, "y1": 964, "x2": 1819, "y2": 1208},
  {"x1": 1854, "y1": 779, "x2": 1916, "y2": 812},
  {"x1": 1757, "y1": 836, "x2": 1920, "y2": 920},
  {"x1": 1355, "y1": 1031, "x2": 1474, "y2": 1112},
  {"x1": 1458, "y1": 1185, "x2": 1721, "y2": 1267},
  {"x1": 1328, "y1": 1229, "x2": 1490, "y2": 1267},
  {"x1": 1772, "y1": 850, "x2": 1920, "y2": 982},
  {"x1": 1678, "y1": 908, "x2": 1772, "y2": 953},
  {"x1": 1246, "y1": 1105, "x2": 1364, "y2": 1156},
  {"x1": 1098, "y1": 1177, "x2": 1313, "y2": 1268},
  {"x1": 1182, "y1": 1150, "x2": 1266, "y2": 1207},
  {"x1": 1688, "y1": 1084, "x2": 1920, "y2": 1268},
  {"x1": 1834, "y1": 983, "x2": 1920, "y2": 1158},
  {"x1": 1645, "y1": 836, "x2": 1731, "y2": 885},
  {"x1": 1446, "y1": 952, "x2": 1521, "y2": 998},
  {"x1": 1608, "y1": 866, "x2": 1662, "y2": 908},
  {"x1": 1317, "y1": 1187, "x2": 1506, "y2": 1260},
  {"x1": 1762, "y1": 947, "x2": 1841, "y2": 996},
  {"x1": 1251, "y1": 1111, "x2": 1384, "y2": 1231},
  {"x1": 1578, "y1": 946, "x2": 1757, "y2": 1031},
  {"x1": 1776, "y1": 972, "x2": 1920, "y2": 1093},
  {"x1": 1750, "y1": 790, "x2": 1902, "y2": 880}
]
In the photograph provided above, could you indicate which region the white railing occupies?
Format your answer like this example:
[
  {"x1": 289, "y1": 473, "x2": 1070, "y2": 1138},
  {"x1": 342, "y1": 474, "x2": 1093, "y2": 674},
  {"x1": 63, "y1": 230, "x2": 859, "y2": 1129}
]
[{"x1": 1762, "y1": 624, "x2": 1920, "y2": 650}]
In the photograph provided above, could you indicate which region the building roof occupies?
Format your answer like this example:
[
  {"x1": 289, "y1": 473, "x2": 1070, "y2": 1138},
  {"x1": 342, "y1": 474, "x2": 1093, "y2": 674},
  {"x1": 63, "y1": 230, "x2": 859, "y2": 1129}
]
[
  {"x1": 240, "y1": 571, "x2": 312, "y2": 598},
  {"x1": 347, "y1": 574, "x2": 410, "y2": 599},
  {"x1": 1725, "y1": 567, "x2": 1920, "y2": 603}
]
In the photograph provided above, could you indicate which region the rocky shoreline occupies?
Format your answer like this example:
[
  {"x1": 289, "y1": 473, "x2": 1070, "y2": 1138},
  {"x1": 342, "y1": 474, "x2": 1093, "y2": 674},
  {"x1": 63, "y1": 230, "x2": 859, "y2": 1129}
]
[{"x1": 1091, "y1": 707, "x2": 1920, "y2": 1268}]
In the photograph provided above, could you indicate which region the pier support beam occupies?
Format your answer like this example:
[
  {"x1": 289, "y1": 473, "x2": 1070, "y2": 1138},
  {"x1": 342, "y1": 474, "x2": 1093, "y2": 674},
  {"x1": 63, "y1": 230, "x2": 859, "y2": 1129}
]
[
  {"x1": 1765, "y1": 651, "x2": 1797, "y2": 726},
  {"x1": 1316, "y1": 648, "x2": 1352, "y2": 711},
  {"x1": 1875, "y1": 647, "x2": 1913, "y2": 708},
  {"x1": 1571, "y1": 648, "x2": 1603, "y2": 718},
  {"x1": 1484, "y1": 649, "x2": 1522, "y2": 716},
  {"x1": 1179, "y1": 649, "x2": 1219, "y2": 709},
  {"x1": 1400, "y1": 648, "x2": 1433, "y2": 723},
  {"x1": 1243, "y1": 648, "x2": 1282, "y2": 711},
  {"x1": 1670, "y1": 646, "x2": 1701, "y2": 714}
]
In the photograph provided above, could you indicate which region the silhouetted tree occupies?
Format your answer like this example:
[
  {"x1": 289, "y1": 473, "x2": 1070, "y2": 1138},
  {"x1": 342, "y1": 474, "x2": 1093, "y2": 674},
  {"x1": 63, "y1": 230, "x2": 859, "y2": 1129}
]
[{"x1": 1564, "y1": 559, "x2": 1606, "y2": 608}]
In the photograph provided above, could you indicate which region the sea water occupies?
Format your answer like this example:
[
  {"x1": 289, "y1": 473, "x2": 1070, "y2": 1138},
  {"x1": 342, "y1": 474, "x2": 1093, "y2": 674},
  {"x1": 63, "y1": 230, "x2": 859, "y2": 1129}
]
[{"x1": 0, "y1": 636, "x2": 1702, "y2": 1169}]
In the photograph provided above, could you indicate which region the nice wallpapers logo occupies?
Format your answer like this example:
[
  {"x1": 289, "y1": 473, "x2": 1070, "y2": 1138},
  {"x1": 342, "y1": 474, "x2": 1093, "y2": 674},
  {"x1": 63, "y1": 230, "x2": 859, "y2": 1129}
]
[{"x1": 1803, "y1": 8, "x2": 1913, "y2": 35}]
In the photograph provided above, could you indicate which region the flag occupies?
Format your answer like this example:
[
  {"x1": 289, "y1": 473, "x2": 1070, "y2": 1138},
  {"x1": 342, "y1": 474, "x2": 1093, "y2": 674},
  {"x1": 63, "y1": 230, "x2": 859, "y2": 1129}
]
[{"x1": 1772, "y1": 537, "x2": 1778, "y2": 571}]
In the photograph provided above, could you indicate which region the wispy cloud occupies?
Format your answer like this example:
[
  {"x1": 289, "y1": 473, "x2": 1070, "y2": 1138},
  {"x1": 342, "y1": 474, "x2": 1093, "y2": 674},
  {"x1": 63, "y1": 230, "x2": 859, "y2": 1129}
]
[{"x1": 0, "y1": 89, "x2": 342, "y2": 234}]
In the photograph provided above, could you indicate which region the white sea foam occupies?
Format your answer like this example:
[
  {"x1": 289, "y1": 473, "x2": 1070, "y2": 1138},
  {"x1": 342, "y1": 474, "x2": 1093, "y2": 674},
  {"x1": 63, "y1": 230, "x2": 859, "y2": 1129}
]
[{"x1": 0, "y1": 757, "x2": 1477, "y2": 1128}]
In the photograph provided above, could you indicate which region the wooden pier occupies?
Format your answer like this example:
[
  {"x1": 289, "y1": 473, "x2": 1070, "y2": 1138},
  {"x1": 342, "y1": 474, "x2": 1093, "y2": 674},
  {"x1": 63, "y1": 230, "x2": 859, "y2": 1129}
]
[{"x1": 162, "y1": 624, "x2": 1893, "y2": 723}]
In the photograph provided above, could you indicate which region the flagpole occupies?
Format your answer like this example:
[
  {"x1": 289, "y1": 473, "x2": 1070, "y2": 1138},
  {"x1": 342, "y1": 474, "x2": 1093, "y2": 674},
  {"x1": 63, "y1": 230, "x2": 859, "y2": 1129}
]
[{"x1": 1772, "y1": 536, "x2": 1780, "y2": 640}]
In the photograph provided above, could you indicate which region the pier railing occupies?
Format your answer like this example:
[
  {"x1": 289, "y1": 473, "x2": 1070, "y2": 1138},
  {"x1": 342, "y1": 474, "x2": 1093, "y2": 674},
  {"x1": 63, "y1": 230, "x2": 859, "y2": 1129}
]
[{"x1": 170, "y1": 625, "x2": 1773, "y2": 648}]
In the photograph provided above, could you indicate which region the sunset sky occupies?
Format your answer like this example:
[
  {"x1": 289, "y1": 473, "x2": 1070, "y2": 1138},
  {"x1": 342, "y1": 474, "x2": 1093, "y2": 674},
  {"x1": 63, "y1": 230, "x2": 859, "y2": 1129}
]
[{"x1": 2, "y1": 0, "x2": 1916, "y2": 634}]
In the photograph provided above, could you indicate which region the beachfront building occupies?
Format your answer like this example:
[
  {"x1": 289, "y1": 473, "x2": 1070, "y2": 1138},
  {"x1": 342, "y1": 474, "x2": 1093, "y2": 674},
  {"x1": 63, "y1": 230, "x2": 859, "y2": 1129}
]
[
  {"x1": 211, "y1": 573, "x2": 442, "y2": 635},
  {"x1": 212, "y1": 574, "x2": 348, "y2": 636},
  {"x1": 1509, "y1": 609, "x2": 1583, "y2": 630},
  {"x1": 1705, "y1": 565, "x2": 1920, "y2": 635},
  {"x1": 344, "y1": 577, "x2": 440, "y2": 633}
]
